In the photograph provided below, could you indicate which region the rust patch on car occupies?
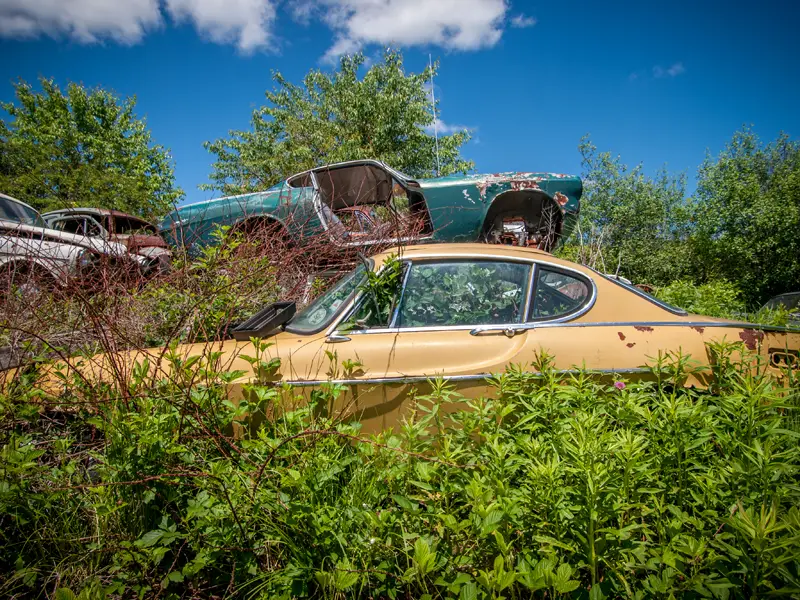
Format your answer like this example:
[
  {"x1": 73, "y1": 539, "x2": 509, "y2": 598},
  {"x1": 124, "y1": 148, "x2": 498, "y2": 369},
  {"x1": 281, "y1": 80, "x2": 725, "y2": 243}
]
[
  {"x1": 509, "y1": 180, "x2": 542, "y2": 192},
  {"x1": 691, "y1": 326, "x2": 705, "y2": 334},
  {"x1": 634, "y1": 326, "x2": 654, "y2": 332},
  {"x1": 554, "y1": 191, "x2": 569, "y2": 206},
  {"x1": 617, "y1": 332, "x2": 626, "y2": 340},
  {"x1": 739, "y1": 329, "x2": 765, "y2": 351},
  {"x1": 627, "y1": 342, "x2": 636, "y2": 348}
]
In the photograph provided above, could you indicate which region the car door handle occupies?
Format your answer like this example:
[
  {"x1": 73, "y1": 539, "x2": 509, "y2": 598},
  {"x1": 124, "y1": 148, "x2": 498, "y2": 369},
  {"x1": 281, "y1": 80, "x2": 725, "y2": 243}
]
[
  {"x1": 469, "y1": 326, "x2": 527, "y2": 338},
  {"x1": 325, "y1": 334, "x2": 351, "y2": 343}
]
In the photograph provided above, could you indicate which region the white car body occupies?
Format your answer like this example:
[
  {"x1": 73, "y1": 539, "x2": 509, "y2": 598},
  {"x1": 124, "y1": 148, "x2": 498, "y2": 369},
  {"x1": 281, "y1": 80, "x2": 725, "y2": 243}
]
[{"x1": 0, "y1": 193, "x2": 141, "y2": 286}]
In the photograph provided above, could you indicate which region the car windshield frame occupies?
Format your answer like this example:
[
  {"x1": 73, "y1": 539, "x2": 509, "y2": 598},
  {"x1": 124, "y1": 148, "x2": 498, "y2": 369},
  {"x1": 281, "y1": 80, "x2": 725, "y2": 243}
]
[{"x1": 285, "y1": 260, "x2": 371, "y2": 335}]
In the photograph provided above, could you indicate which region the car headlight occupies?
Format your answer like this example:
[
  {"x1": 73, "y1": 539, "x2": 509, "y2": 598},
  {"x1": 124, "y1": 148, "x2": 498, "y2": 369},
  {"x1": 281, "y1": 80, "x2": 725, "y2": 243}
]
[{"x1": 76, "y1": 248, "x2": 98, "y2": 270}]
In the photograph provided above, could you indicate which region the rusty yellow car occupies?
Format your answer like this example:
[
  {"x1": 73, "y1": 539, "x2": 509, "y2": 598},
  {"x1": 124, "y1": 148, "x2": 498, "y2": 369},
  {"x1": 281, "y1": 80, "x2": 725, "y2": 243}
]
[{"x1": 21, "y1": 243, "x2": 800, "y2": 432}]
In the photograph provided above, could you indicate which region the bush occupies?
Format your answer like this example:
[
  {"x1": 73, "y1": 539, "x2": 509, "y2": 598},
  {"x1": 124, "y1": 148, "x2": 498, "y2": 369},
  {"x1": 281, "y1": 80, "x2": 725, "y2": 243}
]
[
  {"x1": 655, "y1": 279, "x2": 745, "y2": 319},
  {"x1": 2, "y1": 344, "x2": 799, "y2": 598}
]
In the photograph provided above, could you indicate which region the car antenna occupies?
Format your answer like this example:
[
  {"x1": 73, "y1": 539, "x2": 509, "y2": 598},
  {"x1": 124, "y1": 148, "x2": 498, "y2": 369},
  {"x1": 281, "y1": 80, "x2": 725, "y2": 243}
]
[{"x1": 429, "y1": 53, "x2": 440, "y2": 177}]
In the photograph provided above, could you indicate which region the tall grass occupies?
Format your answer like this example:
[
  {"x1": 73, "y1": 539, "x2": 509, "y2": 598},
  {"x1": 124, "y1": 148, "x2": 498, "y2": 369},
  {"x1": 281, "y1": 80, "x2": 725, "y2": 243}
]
[{"x1": 1, "y1": 342, "x2": 798, "y2": 599}]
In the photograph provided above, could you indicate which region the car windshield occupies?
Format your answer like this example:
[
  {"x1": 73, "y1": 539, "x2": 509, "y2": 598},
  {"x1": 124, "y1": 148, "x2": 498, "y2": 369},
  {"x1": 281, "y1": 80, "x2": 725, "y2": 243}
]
[
  {"x1": 763, "y1": 294, "x2": 800, "y2": 312},
  {"x1": 0, "y1": 196, "x2": 47, "y2": 227},
  {"x1": 286, "y1": 263, "x2": 369, "y2": 334}
]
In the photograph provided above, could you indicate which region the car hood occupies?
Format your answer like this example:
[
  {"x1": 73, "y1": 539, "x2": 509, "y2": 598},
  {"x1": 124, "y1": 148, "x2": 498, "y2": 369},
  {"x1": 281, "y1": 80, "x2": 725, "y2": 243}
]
[{"x1": 0, "y1": 218, "x2": 129, "y2": 256}]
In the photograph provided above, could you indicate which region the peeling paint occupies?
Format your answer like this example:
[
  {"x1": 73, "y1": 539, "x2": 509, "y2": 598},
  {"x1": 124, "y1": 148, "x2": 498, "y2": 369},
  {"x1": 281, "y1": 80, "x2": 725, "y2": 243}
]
[
  {"x1": 634, "y1": 326, "x2": 655, "y2": 332},
  {"x1": 461, "y1": 189, "x2": 476, "y2": 205},
  {"x1": 554, "y1": 192, "x2": 569, "y2": 206},
  {"x1": 509, "y1": 180, "x2": 542, "y2": 192},
  {"x1": 739, "y1": 329, "x2": 765, "y2": 351},
  {"x1": 617, "y1": 332, "x2": 626, "y2": 340},
  {"x1": 691, "y1": 326, "x2": 705, "y2": 334},
  {"x1": 627, "y1": 342, "x2": 636, "y2": 348}
]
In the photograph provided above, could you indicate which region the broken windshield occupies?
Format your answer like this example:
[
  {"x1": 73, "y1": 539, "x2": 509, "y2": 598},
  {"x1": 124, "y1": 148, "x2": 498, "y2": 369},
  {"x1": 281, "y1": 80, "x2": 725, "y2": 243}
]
[{"x1": 286, "y1": 262, "x2": 369, "y2": 334}]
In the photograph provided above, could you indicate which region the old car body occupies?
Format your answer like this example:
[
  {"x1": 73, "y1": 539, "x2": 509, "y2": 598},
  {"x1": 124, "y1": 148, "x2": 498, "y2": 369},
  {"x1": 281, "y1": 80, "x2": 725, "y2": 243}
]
[
  {"x1": 159, "y1": 159, "x2": 582, "y2": 255},
  {"x1": 761, "y1": 292, "x2": 800, "y2": 327},
  {"x1": 43, "y1": 208, "x2": 171, "y2": 275},
  {"x1": 32, "y1": 244, "x2": 800, "y2": 434},
  {"x1": 1, "y1": 193, "x2": 143, "y2": 289}
]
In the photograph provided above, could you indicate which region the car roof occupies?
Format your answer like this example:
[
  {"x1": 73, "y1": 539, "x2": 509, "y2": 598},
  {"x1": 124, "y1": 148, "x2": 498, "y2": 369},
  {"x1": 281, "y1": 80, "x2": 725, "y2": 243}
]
[{"x1": 371, "y1": 242, "x2": 558, "y2": 264}]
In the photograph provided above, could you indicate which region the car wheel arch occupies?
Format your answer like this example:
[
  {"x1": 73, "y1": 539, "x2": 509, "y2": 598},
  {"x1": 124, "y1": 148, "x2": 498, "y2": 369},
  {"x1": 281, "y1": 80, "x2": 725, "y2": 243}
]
[{"x1": 481, "y1": 189, "x2": 565, "y2": 249}]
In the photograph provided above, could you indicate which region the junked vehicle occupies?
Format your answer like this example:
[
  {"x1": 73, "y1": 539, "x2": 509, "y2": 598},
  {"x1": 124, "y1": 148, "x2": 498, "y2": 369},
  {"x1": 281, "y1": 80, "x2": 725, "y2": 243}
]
[
  {"x1": 1, "y1": 193, "x2": 146, "y2": 293},
  {"x1": 34, "y1": 244, "x2": 800, "y2": 433},
  {"x1": 760, "y1": 292, "x2": 800, "y2": 327},
  {"x1": 159, "y1": 159, "x2": 582, "y2": 256},
  {"x1": 43, "y1": 208, "x2": 171, "y2": 275}
]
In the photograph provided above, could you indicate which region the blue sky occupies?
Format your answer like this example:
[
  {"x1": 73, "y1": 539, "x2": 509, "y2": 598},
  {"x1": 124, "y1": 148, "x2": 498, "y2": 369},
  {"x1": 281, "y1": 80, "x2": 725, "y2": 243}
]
[{"x1": 1, "y1": 0, "x2": 798, "y2": 206}]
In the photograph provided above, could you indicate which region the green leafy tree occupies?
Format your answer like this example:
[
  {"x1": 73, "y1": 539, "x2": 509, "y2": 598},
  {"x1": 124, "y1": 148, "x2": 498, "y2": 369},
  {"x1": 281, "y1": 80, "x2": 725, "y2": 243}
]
[
  {"x1": 204, "y1": 50, "x2": 474, "y2": 195},
  {"x1": 560, "y1": 136, "x2": 693, "y2": 285},
  {"x1": 691, "y1": 127, "x2": 800, "y2": 306},
  {"x1": 0, "y1": 78, "x2": 182, "y2": 220}
]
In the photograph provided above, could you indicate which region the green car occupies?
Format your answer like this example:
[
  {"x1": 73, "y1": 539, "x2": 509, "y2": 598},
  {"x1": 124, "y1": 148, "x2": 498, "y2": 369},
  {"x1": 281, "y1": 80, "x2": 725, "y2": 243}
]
[{"x1": 159, "y1": 159, "x2": 581, "y2": 253}]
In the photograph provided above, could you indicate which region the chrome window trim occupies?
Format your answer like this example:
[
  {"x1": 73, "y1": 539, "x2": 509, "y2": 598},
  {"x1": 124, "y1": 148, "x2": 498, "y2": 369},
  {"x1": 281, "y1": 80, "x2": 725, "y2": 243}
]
[
  {"x1": 328, "y1": 254, "x2": 593, "y2": 337},
  {"x1": 526, "y1": 263, "x2": 597, "y2": 324},
  {"x1": 284, "y1": 367, "x2": 652, "y2": 387}
]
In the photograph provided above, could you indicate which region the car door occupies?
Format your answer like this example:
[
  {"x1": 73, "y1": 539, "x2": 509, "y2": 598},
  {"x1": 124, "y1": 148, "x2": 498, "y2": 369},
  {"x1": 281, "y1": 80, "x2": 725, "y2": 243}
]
[{"x1": 316, "y1": 257, "x2": 534, "y2": 432}]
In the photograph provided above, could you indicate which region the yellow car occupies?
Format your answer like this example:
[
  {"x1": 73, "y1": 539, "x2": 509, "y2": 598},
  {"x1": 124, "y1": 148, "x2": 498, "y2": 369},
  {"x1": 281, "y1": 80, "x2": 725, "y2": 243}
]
[{"x1": 23, "y1": 243, "x2": 800, "y2": 432}]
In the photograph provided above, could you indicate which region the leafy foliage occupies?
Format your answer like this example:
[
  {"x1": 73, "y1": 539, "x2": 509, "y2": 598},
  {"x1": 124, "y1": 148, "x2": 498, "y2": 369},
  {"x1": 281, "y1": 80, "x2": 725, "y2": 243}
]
[
  {"x1": 399, "y1": 261, "x2": 527, "y2": 327},
  {"x1": 560, "y1": 129, "x2": 800, "y2": 309},
  {"x1": 203, "y1": 50, "x2": 474, "y2": 196},
  {"x1": 0, "y1": 78, "x2": 182, "y2": 220},
  {"x1": 2, "y1": 344, "x2": 799, "y2": 598},
  {"x1": 560, "y1": 136, "x2": 692, "y2": 285},
  {"x1": 691, "y1": 128, "x2": 800, "y2": 306},
  {"x1": 655, "y1": 279, "x2": 746, "y2": 319}
]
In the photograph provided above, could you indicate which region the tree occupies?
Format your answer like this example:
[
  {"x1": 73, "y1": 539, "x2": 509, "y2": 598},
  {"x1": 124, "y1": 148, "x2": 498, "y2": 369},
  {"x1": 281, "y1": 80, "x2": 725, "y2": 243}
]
[
  {"x1": 691, "y1": 128, "x2": 800, "y2": 306},
  {"x1": 204, "y1": 50, "x2": 474, "y2": 195},
  {"x1": 559, "y1": 137, "x2": 693, "y2": 285},
  {"x1": 0, "y1": 78, "x2": 182, "y2": 220}
]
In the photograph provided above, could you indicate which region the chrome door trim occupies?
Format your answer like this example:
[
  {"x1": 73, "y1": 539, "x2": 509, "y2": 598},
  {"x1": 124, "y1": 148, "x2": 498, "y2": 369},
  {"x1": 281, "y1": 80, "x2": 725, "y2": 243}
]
[
  {"x1": 283, "y1": 367, "x2": 653, "y2": 387},
  {"x1": 328, "y1": 318, "x2": 793, "y2": 338}
]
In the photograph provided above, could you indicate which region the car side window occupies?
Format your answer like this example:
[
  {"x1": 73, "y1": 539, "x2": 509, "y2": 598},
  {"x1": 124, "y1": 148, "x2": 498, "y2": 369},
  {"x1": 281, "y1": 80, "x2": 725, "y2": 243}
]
[
  {"x1": 528, "y1": 266, "x2": 591, "y2": 321},
  {"x1": 397, "y1": 261, "x2": 530, "y2": 328},
  {"x1": 54, "y1": 218, "x2": 84, "y2": 235}
]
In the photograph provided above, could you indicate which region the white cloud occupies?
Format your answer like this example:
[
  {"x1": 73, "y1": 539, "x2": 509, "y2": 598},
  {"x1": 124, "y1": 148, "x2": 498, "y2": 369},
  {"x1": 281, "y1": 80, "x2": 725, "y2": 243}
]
[
  {"x1": 666, "y1": 62, "x2": 685, "y2": 77},
  {"x1": 0, "y1": 0, "x2": 526, "y2": 57},
  {"x1": 0, "y1": 0, "x2": 161, "y2": 43},
  {"x1": 164, "y1": 0, "x2": 277, "y2": 52},
  {"x1": 317, "y1": 0, "x2": 509, "y2": 63},
  {"x1": 425, "y1": 118, "x2": 474, "y2": 135},
  {"x1": 653, "y1": 62, "x2": 685, "y2": 78},
  {"x1": 510, "y1": 13, "x2": 536, "y2": 28}
]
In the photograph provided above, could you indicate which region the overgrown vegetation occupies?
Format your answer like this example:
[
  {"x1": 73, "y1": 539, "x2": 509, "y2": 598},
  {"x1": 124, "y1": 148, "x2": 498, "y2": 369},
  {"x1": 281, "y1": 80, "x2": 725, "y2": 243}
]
[
  {"x1": 203, "y1": 50, "x2": 474, "y2": 196},
  {"x1": 1, "y1": 344, "x2": 798, "y2": 598},
  {"x1": 559, "y1": 128, "x2": 800, "y2": 309},
  {"x1": 0, "y1": 78, "x2": 182, "y2": 220}
]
